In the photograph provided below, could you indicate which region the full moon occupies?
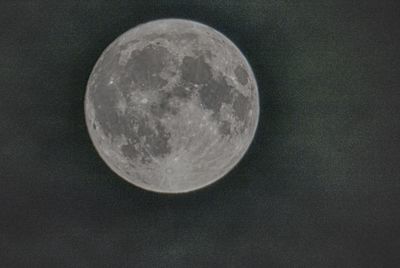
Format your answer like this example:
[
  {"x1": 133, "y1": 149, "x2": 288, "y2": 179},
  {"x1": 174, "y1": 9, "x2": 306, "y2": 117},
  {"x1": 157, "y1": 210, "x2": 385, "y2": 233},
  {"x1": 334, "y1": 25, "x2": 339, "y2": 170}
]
[{"x1": 85, "y1": 19, "x2": 259, "y2": 193}]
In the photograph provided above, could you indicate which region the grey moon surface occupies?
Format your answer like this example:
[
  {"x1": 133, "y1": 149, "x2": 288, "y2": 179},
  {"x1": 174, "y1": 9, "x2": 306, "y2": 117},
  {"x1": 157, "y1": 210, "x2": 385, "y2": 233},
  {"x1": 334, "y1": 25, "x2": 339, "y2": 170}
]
[{"x1": 85, "y1": 19, "x2": 259, "y2": 193}]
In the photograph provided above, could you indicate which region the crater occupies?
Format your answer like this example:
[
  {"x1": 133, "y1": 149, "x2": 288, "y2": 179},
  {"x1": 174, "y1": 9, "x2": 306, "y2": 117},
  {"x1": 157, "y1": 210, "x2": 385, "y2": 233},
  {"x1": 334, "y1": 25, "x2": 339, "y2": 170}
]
[{"x1": 234, "y1": 65, "x2": 249, "y2": 85}]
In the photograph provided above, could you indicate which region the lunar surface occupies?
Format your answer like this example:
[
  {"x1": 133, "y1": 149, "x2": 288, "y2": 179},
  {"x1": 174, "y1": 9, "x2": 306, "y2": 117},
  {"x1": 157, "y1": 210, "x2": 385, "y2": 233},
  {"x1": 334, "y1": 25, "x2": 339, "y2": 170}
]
[{"x1": 85, "y1": 19, "x2": 259, "y2": 193}]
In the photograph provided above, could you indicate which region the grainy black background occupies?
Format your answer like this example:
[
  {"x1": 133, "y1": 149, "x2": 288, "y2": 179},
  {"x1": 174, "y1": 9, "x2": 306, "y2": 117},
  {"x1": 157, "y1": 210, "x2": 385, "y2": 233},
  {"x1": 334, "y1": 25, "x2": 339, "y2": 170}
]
[{"x1": 1, "y1": 0, "x2": 400, "y2": 267}]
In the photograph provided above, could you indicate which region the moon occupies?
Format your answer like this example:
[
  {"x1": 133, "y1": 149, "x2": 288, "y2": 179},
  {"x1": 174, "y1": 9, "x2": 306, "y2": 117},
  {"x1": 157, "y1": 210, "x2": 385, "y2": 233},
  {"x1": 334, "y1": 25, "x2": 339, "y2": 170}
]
[{"x1": 85, "y1": 19, "x2": 259, "y2": 193}]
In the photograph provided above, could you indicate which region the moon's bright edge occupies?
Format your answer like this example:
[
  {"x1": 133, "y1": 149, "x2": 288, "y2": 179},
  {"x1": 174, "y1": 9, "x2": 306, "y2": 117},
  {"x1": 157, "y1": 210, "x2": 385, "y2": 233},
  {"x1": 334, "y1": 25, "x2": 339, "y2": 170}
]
[{"x1": 85, "y1": 19, "x2": 259, "y2": 193}]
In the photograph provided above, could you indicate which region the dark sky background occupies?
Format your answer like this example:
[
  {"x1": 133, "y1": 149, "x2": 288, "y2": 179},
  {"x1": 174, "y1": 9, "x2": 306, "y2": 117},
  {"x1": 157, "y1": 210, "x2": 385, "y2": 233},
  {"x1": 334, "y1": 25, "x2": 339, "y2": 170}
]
[{"x1": 1, "y1": 0, "x2": 400, "y2": 267}]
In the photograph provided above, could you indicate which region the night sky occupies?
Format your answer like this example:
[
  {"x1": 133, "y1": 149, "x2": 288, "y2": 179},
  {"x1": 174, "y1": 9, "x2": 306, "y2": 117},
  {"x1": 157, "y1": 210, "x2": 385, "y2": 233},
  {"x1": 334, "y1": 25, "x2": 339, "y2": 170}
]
[{"x1": 1, "y1": 1, "x2": 400, "y2": 267}]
